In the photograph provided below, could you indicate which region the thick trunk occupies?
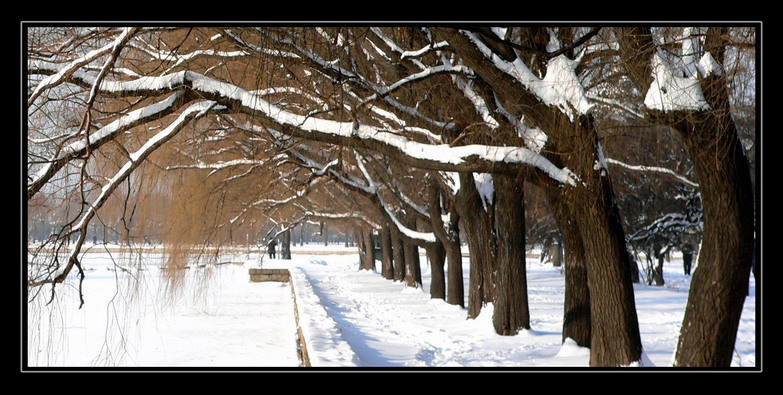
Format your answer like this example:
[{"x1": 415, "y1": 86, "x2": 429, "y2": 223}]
[
  {"x1": 444, "y1": 214, "x2": 465, "y2": 307},
  {"x1": 455, "y1": 172, "x2": 497, "y2": 319},
  {"x1": 549, "y1": 243, "x2": 562, "y2": 267},
  {"x1": 354, "y1": 227, "x2": 365, "y2": 269},
  {"x1": 427, "y1": 240, "x2": 447, "y2": 300},
  {"x1": 653, "y1": 250, "x2": 665, "y2": 286},
  {"x1": 403, "y1": 238, "x2": 421, "y2": 288},
  {"x1": 428, "y1": 182, "x2": 465, "y2": 307},
  {"x1": 281, "y1": 228, "x2": 291, "y2": 259},
  {"x1": 672, "y1": 110, "x2": 754, "y2": 367},
  {"x1": 616, "y1": 27, "x2": 755, "y2": 365},
  {"x1": 359, "y1": 228, "x2": 375, "y2": 271},
  {"x1": 379, "y1": 224, "x2": 394, "y2": 280},
  {"x1": 547, "y1": 191, "x2": 591, "y2": 348},
  {"x1": 568, "y1": 183, "x2": 642, "y2": 366},
  {"x1": 390, "y1": 224, "x2": 406, "y2": 282},
  {"x1": 412, "y1": 244, "x2": 422, "y2": 286},
  {"x1": 551, "y1": 116, "x2": 642, "y2": 366},
  {"x1": 491, "y1": 174, "x2": 531, "y2": 335},
  {"x1": 563, "y1": 246, "x2": 592, "y2": 348}
]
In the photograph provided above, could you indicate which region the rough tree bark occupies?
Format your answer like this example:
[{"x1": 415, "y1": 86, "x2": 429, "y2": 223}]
[
  {"x1": 281, "y1": 228, "x2": 291, "y2": 260},
  {"x1": 455, "y1": 171, "x2": 497, "y2": 319},
  {"x1": 360, "y1": 227, "x2": 376, "y2": 271},
  {"x1": 354, "y1": 226, "x2": 375, "y2": 271},
  {"x1": 546, "y1": 190, "x2": 592, "y2": 348},
  {"x1": 390, "y1": 223, "x2": 406, "y2": 283},
  {"x1": 429, "y1": 182, "x2": 465, "y2": 307},
  {"x1": 379, "y1": 223, "x2": 395, "y2": 280},
  {"x1": 426, "y1": 239, "x2": 447, "y2": 300},
  {"x1": 671, "y1": 107, "x2": 754, "y2": 366},
  {"x1": 354, "y1": 227, "x2": 365, "y2": 269},
  {"x1": 403, "y1": 237, "x2": 421, "y2": 288},
  {"x1": 553, "y1": 117, "x2": 643, "y2": 366},
  {"x1": 491, "y1": 173, "x2": 531, "y2": 334}
]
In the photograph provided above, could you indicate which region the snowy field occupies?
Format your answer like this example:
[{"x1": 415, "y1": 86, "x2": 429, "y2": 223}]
[{"x1": 24, "y1": 243, "x2": 757, "y2": 370}]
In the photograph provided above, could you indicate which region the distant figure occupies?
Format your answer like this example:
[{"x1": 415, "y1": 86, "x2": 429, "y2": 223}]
[
  {"x1": 268, "y1": 239, "x2": 278, "y2": 259},
  {"x1": 682, "y1": 251, "x2": 693, "y2": 276}
]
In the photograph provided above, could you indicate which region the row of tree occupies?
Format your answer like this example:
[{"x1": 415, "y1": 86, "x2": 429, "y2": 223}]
[{"x1": 26, "y1": 25, "x2": 757, "y2": 367}]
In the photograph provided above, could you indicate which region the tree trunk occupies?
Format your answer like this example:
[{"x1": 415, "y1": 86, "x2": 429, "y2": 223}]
[
  {"x1": 444, "y1": 213, "x2": 465, "y2": 308},
  {"x1": 390, "y1": 224, "x2": 406, "y2": 282},
  {"x1": 547, "y1": 191, "x2": 591, "y2": 348},
  {"x1": 653, "y1": 249, "x2": 665, "y2": 286},
  {"x1": 403, "y1": 238, "x2": 420, "y2": 288},
  {"x1": 412, "y1": 244, "x2": 422, "y2": 286},
  {"x1": 549, "y1": 243, "x2": 562, "y2": 267},
  {"x1": 427, "y1": 240, "x2": 446, "y2": 300},
  {"x1": 615, "y1": 27, "x2": 755, "y2": 366},
  {"x1": 672, "y1": 106, "x2": 754, "y2": 367},
  {"x1": 354, "y1": 227, "x2": 365, "y2": 269},
  {"x1": 628, "y1": 251, "x2": 641, "y2": 284},
  {"x1": 455, "y1": 172, "x2": 496, "y2": 319},
  {"x1": 491, "y1": 173, "x2": 531, "y2": 335},
  {"x1": 360, "y1": 228, "x2": 375, "y2": 271},
  {"x1": 551, "y1": 115, "x2": 643, "y2": 366},
  {"x1": 281, "y1": 228, "x2": 291, "y2": 259},
  {"x1": 428, "y1": 181, "x2": 465, "y2": 307},
  {"x1": 379, "y1": 224, "x2": 395, "y2": 280}
]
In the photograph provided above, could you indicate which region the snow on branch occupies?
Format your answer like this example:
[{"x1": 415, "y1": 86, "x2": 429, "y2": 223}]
[
  {"x1": 273, "y1": 35, "x2": 357, "y2": 80},
  {"x1": 222, "y1": 29, "x2": 301, "y2": 59},
  {"x1": 29, "y1": 68, "x2": 578, "y2": 186},
  {"x1": 166, "y1": 157, "x2": 283, "y2": 177},
  {"x1": 604, "y1": 158, "x2": 699, "y2": 189},
  {"x1": 292, "y1": 203, "x2": 381, "y2": 229},
  {"x1": 585, "y1": 93, "x2": 645, "y2": 119},
  {"x1": 461, "y1": 30, "x2": 594, "y2": 121},
  {"x1": 643, "y1": 51, "x2": 711, "y2": 112},
  {"x1": 127, "y1": 39, "x2": 249, "y2": 73},
  {"x1": 359, "y1": 64, "x2": 473, "y2": 107},
  {"x1": 449, "y1": 72, "x2": 499, "y2": 129},
  {"x1": 29, "y1": 100, "x2": 223, "y2": 289},
  {"x1": 28, "y1": 27, "x2": 138, "y2": 107},
  {"x1": 287, "y1": 146, "x2": 437, "y2": 243},
  {"x1": 400, "y1": 41, "x2": 449, "y2": 60},
  {"x1": 493, "y1": 100, "x2": 547, "y2": 153},
  {"x1": 628, "y1": 212, "x2": 702, "y2": 243},
  {"x1": 28, "y1": 91, "x2": 187, "y2": 199},
  {"x1": 382, "y1": 205, "x2": 437, "y2": 243},
  {"x1": 354, "y1": 154, "x2": 436, "y2": 243}
]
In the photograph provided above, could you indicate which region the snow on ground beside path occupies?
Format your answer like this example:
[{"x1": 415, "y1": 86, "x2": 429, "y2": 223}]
[
  {"x1": 26, "y1": 243, "x2": 757, "y2": 369},
  {"x1": 27, "y1": 252, "x2": 299, "y2": 367}
]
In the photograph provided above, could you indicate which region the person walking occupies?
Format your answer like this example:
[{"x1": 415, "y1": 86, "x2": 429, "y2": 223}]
[{"x1": 267, "y1": 239, "x2": 278, "y2": 259}]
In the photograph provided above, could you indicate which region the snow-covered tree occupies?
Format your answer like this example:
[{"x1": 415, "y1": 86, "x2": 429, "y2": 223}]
[{"x1": 26, "y1": 25, "x2": 756, "y2": 367}]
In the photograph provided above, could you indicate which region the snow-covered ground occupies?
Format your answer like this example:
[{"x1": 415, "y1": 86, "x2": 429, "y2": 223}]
[{"x1": 25, "y1": 243, "x2": 757, "y2": 369}]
